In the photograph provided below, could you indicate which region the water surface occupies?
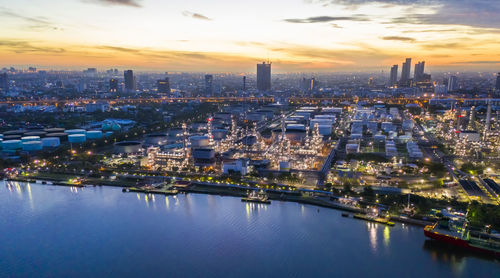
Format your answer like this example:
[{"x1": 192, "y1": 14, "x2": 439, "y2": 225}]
[{"x1": 0, "y1": 181, "x2": 498, "y2": 277}]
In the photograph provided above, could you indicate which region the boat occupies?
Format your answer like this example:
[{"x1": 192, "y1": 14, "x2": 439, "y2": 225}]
[
  {"x1": 424, "y1": 223, "x2": 500, "y2": 258},
  {"x1": 241, "y1": 190, "x2": 271, "y2": 204},
  {"x1": 353, "y1": 213, "x2": 395, "y2": 226},
  {"x1": 342, "y1": 212, "x2": 349, "y2": 217}
]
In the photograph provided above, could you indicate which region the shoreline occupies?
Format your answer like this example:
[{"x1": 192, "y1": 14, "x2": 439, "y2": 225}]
[{"x1": 5, "y1": 177, "x2": 433, "y2": 227}]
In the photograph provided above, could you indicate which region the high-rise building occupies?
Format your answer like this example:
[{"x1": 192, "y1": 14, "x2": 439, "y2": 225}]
[
  {"x1": 389, "y1": 65, "x2": 398, "y2": 86},
  {"x1": 124, "y1": 70, "x2": 136, "y2": 91},
  {"x1": 257, "y1": 62, "x2": 271, "y2": 91},
  {"x1": 157, "y1": 78, "x2": 170, "y2": 94},
  {"x1": 109, "y1": 78, "x2": 118, "y2": 93},
  {"x1": 448, "y1": 76, "x2": 458, "y2": 92},
  {"x1": 496, "y1": 72, "x2": 500, "y2": 91},
  {"x1": 414, "y1": 61, "x2": 425, "y2": 82},
  {"x1": 301, "y1": 77, "x2": 318, "y2": 92},
  {"x1": 205, "y1": 74, "x2": 213, "y2": 95},
  {"x1": 400, "y1": 58, "x2": 411, "y2": 83},
  {"x1": 243, "y1": 76, "x2": 246, "y2": 91},
  {"x1": 0, "y1": 73, "x2": 8, "y2": 92}
]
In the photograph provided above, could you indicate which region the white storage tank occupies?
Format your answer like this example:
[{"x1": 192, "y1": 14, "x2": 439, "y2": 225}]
[
  {"x1": 65, "y1": 129, "x2": 86, "y2": 135},
  {"x1": 86, "y1": 130, "x2": 103, "y2": 140},
  {"x1": 42, "y1": 137, "x2": 61, "y2": 148},
  {"x1": 68, "y1": 134, "x2": 86, "y2": 143},
  {"x1": 317, "y1": 125, "x2": 332, "y2": 136},
  {"x1": 145, "y1": 133, "x2": 169, "y2": 146},
  {"x1": 21, "y1": 136, "x2": 41, "y2": 143},
  {"x1": 22, "y1": 141, "x2": 43, "y2": 151},
  {"x1": 189, "y1": 136, "x2": 210, "y2": 148}
]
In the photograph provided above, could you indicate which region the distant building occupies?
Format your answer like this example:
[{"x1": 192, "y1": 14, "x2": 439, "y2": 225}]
[
  {"x1": 157, "y1": 78, "x2": 170, "y2": 94},
  {"x1": 302, "y1": 77, "x2": 318, "y2": 92},
  {"x1": 496, "y1": 72, "x2": 500, "y2": 91},
  {"x1": 205, "y1": 74, "x2": 213, "y2": 95},
  {"x1": 257, "y1": 62, "x2": 271, "y2": 91},
  {"x1": 448, "y1": 76, "x2": 458, "y2": 92},
  {"x1": 0, "y1": 72, "x2": 8, "y2": 92},
  {"x1": 389, "y1": 65, "x2": 398, "y2": 86},
  {"x1": 124, "y1": 70, "x2": 136, "y2": 91},
  {"x1": 400, "y1": 58, "x2": 411, "y2": 83},
  {"x1": 414, "y1": 61, "x2": 425, "y2": 82},
  {"x1": 109, "y1": 78, "x2": 118, "y2": 93},
  {"x1": 86, "y1": 102, "x2": 110, "y2": 113},
  {"x1": 242, "y1": 75, "x2": 246, "y2": 90}
]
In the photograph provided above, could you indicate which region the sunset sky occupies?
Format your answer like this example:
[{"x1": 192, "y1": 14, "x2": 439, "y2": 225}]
[{"x1": 0, "y1": 0, "x2": 499, "y2": 72}]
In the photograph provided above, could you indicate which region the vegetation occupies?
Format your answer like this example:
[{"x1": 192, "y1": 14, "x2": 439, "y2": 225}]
[{"x1": 460, "y1": 162, "x2": 485, "y2": 175}]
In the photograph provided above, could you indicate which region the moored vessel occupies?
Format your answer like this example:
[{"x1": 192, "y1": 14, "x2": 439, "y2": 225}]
[
  {"x1": 424, "y1": 223, "x2": 500, "y2": 258},
  {"x1": 242, "y1": 190, "x2": 271, "y2": 204}
]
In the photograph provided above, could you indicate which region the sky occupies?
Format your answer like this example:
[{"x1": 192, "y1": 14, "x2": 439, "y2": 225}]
[{"x1": 0, "y1": 0, "x2": 499, "y2": 72}]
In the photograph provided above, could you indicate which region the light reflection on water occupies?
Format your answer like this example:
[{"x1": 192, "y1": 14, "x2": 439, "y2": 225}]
[{"x1": 0, "y1": 182, "x2": 498, "y2": 278}]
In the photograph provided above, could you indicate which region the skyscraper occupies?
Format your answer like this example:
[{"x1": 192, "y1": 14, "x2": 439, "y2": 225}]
[
  {"x1": 109, "y1": 78, "x2": 118, "y2": 93},
  {"x1": 496, "y1": 72, "x2": 500, "y2": 91},
  {"x1": 414, "y1": 61, "x2": 425, "y2": 82},
  {"x1": 124, "y1": 70, "x2": 136, "y2": 91},
  {"x1": 257, "y1": 62, "x2": 271, "y2": 91},
  {"x1": 205, "y1": 74, "x2": 213, "y2": 95},
  {"x1": 400, "y1": 58, "x2": 411, "y2": 83},
  {"x1": 448, "y1": 76, "x2": 458, "y2": 92},
  {"x1": 243, "y1": 76, "x2": 246, "y2": 91},
  {"x1": 389, "y1": 65, "x2": 398, "y2": 86},
  {"x1": 157, "y1": 77, "x2": 170, "y2": 94},
  {"x1": 0, "y1": 73, "x2": 8, "y2": 92}
]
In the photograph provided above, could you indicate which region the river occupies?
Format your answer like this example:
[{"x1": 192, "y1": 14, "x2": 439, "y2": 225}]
[{"x1": 0, "y1": 181, "x2": 498, "y2": 277}]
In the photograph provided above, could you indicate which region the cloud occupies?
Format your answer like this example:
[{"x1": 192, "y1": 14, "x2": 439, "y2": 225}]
[
  {"x1": 314, "y1": 0, "x2": 500, "y2": 29},
  {"x1": 0, "y1": 8, "x2": 60, "y2": 30},
  {"x1": 381, "y1": 36, "x2": 415, "y2": 42},
  {"x1": 182, "y1": 11, "x2": 212, "y2": 21},
  {"x1": 450, "y1": 60, "x2": 500, "y2": 65},
  {"x1": 0, "y1": 40, "x2": 65, "y2": 54},
  {"x1": 85, "y1": 0, "x2": 142, "y2": 7},
  {"x1": 284, "y1": 15, "x2": 368, "y2": 23}
]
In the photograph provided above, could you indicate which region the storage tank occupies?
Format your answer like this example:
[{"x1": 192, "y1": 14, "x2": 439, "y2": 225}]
[
  {"x1": 189, "y1": 136, "x2": 210, "y2": 148},
  {"x1": 3, "y1": 135, "x2": 21, "y2": 140},
  {"x1": 2, "y1": 140, "x2": 22, "y2": 150},
  {"x1": 287, "y1": 124, "x2": 306, "y2": 131},
  {"x1": 21, "y1": 136, "x2": 41, "y2": 143},
  {"x1": 44, "y1": 128, "x2": 65, "y2": 133},
  {"x1": 280, "y1": 161, "x2": 291, "y2": 172},
  {"x1": 24, "y1": 131, "x2": 47, "y2": 138},
  {"x1": 68, "y1": 134, "x2": 86, "y2": 143},
  {"x1": 22, "y1": 141, "x2": 43, "y2": 151},
  {"x1": 42, "y1": 137, "x2": 61, "y2": 148},
  {"x1": 167, "y1": 128, "x2": 183, "y2": 138},
  {"x1": 212, "y1": 129, "x2": 228, "y2": 141},
  {"x1": 3, "y1": 130, "x2": 26, "y2": 136},
  {"x1": 317, "y1": 125, "x2": 332, "y2": 136},
  {"x1": 114, "y1": 141, "x2": 142, "y2": 154},
  {"x1": 86, "y1": 130, "x2": 103, "y2": 140},
  {"x1": 192, "y1": 148, "x2": 215, "y2": 160},
  {"x1": 145, "y1": 133, "x2": 168, "y2": 146},
  {"x1": 46, "y1": 133, "x2": 68, "y2": 142},
  {"x1": 65, "y1": 129, "x2": 86, "y2": 135}
]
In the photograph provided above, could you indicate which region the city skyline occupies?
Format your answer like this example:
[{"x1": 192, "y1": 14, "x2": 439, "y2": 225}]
[{"x1": 0, "y1": 0, "x2": 499, "y2": 72}]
